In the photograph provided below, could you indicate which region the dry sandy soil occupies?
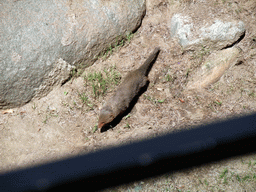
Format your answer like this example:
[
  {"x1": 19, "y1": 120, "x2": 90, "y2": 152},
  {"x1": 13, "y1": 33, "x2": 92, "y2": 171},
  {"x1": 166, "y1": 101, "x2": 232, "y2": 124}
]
[{"x1": 1, "y1": 0, "x2": 256, "y2": 191}]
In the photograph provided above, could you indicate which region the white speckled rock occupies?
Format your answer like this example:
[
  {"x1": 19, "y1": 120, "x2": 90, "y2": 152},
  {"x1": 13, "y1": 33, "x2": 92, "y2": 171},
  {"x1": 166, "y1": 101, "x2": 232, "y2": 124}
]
[{"x1": 170, "y1": 14, "x2": 245, "y2": 51}]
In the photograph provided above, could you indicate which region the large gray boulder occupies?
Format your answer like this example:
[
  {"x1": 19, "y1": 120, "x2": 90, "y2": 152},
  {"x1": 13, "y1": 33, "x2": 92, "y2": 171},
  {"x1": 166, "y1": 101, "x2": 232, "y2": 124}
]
[{"x1": 0, "y1": 0, "x2": 145, "y2": 109}]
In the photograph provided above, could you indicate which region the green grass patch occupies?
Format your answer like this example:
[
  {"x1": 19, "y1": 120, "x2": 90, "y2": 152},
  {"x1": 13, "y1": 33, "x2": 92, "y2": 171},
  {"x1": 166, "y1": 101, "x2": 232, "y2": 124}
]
[
  {"x1": 96, "y1": 31, "x2": 136, "y2": 60},
  {"x1": 236, "y1": 174, "x2": 241, "y2": 182},
  {"x1": 92, "y1": 125, "x2": 98, "y2": 133},
  {"x1": 144, "y1": 94, "x2": 166, "y2": 105},
  {"x1": 220, "y1": 168, "x2": 228, "y2": 179},
  {"x1": 242, "y1": 175, "x2": 251, "y2": 181},
  {"x1": 85, "y1": 66, "x2": 121, "y2": 98},
  {"x1": 77, "y1": 91, "x2": 93, "y2": 109}
]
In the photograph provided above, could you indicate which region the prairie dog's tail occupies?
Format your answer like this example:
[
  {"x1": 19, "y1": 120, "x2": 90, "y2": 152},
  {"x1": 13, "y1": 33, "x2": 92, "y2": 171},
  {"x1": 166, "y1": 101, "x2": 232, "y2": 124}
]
[{"x1": 138, "y1": 47, "x2": 160, "y2": 76}]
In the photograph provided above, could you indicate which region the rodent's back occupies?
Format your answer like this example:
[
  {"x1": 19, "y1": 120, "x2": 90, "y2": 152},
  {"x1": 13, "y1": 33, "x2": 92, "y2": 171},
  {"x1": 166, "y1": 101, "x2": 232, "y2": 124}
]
[
  {"x1": 110, "y1": 71, "x2": 148, "y2": 116},
  {"x1": 137, "y1": 47, "x2": 160, "y2": 76},
  {"x1": 103, "y1": 47, "x2": 160, "y2": 117}
]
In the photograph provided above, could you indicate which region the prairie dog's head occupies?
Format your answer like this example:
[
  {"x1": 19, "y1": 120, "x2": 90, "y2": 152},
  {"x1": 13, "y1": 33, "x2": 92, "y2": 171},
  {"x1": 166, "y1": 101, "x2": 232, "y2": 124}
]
[{"x1": 98, "y1": 106, "x2": 115, "y2": 129}]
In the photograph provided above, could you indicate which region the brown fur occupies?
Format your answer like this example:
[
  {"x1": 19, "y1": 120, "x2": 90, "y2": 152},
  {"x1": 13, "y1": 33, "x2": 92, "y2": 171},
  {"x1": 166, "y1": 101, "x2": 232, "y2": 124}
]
[{"x1": 98, "y1": 47, "x2": 160, "y2": 131}]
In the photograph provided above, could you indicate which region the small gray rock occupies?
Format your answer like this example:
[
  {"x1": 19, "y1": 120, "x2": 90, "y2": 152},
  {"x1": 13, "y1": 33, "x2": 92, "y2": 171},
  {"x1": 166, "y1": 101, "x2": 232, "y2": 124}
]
[{"x1": 170, "y1": 14, "x2": 245, "y2": 51}]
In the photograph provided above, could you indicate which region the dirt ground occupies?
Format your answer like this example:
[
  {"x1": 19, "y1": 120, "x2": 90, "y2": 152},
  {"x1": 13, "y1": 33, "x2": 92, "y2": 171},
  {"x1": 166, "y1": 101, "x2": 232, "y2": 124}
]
[{"x1": 1, "y1": 0, "x2": 256, "y2": 191}]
